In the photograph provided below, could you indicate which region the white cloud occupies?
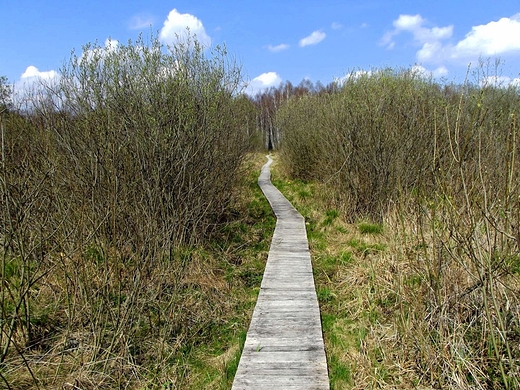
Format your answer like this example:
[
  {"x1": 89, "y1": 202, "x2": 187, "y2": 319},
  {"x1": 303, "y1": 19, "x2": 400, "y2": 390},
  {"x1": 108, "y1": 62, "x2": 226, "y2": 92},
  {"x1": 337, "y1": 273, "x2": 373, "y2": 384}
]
[
  {"x1": 299, "y1": 30, "x2": 326, "y2": 47},
  {"x1": 267, "y1": 43, "x2": 289, "y2": 53},
  {"x1": 129, "y1": 15, "x2": 154, "y2": 30},
  {"x1": 417, "y1": 41, "x2": 445, "y2": 62},
  {"x1": 245, "y1": 72, "x2": 282, "y2": 95},
  {"x1": 334, "y1": 69, "x2": 373, "y2": 85},
  {"x1": 433, "y1": 65, "x2": 449, "y2": 78},
  {"x1": 21, "y1": 66, "x2": 58, "y2": 80},
  {"x1": 384, "y1": 13, "x2": 520, "y2": 68},
  {"x1": 14, "y1": 66, "x2": 60, "y2": 109},
  {"x1": 394, "y1": 14, "x2": 424, "y2": 31},
  {"x1": 382, "y1": 14, "x2": 453, "y2": 50},
  {"x1": 452, "y1": 13, "x2": 520, "y2": 59},
  {"x1": 159, "y1": 8, "x2": 211, "y2": 48},
  {"x1": 410, "y1": 65, "x2": 430, "y2": 78},
  {"x1": 15, "y1": 38, "x2": 118, "y2": 106},
  {"x1": 411, "y1": 64, "x2": 449, "y2": 79},
  {"x1": 331, "y1": 22, "x2": 343, "y2": 30},
  {"x1": 482, "y1": 75, "x2": 520, "y2": 89},
  {"x1": 253, "y1": 72, "x2": 281, "y2": 86}
]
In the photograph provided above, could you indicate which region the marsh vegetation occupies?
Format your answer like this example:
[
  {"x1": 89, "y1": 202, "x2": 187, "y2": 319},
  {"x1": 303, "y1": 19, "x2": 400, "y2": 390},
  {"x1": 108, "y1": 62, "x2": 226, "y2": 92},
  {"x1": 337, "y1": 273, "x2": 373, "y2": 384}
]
[
  {"x1": 0, "y1": 36, "x2": 273, "y2": 389},
  {"x1": 275, "y1": 66, "x2": 520, "y2": 389},
  {"x1": 1, "y1": 34, "x2": 519, "y2": 389}
]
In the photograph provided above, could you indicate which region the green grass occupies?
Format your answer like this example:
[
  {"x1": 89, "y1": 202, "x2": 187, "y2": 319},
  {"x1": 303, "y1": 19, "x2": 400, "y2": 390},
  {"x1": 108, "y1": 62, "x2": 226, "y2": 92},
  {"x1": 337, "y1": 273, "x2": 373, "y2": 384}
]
[
  {"x1": 347, "y1": 238, "x2": 387, "y2": 254},
  {"x1": 323, "y1": 210, "x2": 339, "y2": 226},
  {"x1": 184, "y1": 156, "x2": 276, "y2": 389},
  {"x1": 151, "y1": 155, "x2": 278, "y2": 390},
  {"x1": 358, "y1": 221, "x2": 384, "y2": 235},
  {"x1": 329, "y1": 355, "x2": 352, "y2": 387},
  {"x1": 0, "y1": 153, "x2": 276, "y2": 389},
  {"x1": 268, "y1": 158, "x2": 395, "y2": 388}
]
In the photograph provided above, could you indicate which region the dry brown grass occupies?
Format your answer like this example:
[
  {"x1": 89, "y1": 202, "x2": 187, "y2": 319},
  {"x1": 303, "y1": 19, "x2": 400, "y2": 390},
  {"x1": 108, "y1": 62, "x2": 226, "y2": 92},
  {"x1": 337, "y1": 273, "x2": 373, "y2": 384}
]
[
  {"x1": 0, "y1": 34, "x2": 266, "y2": 388},
  {"x1": 0, "y1": 153, "x2": 274, "y2": 389},
  {"x1": 272, "y1": 68, "x2": 520, "y2": 389}
]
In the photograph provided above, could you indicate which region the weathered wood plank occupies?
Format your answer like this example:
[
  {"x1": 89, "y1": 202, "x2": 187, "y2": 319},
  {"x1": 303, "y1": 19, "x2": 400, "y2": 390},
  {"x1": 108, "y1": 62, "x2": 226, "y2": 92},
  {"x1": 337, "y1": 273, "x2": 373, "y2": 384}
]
[{"x1": 232, "y1": 156, "x2": 329, "y2": 390}]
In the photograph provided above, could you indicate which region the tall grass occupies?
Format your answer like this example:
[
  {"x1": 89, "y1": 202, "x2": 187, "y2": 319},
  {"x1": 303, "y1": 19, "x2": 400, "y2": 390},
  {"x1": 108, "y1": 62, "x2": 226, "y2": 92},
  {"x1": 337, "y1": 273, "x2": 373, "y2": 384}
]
[
  {"x1": 0, "y1": 35, "x2": 258, "y2": 388},
  {"x1": 277, "y1": 67, "x2": 520, "y2": 388}
]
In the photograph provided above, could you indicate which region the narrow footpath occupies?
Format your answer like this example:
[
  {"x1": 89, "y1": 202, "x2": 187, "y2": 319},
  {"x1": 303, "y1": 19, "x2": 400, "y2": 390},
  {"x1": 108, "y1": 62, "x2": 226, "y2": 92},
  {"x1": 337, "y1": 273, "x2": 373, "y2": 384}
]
[{"x1": 232, "y1": 156, "x2": 329, "y2": 389}]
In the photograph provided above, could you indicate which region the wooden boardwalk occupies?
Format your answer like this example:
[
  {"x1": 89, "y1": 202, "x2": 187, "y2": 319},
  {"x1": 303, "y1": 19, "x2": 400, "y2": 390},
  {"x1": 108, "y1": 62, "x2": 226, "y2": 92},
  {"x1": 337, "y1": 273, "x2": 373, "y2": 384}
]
[{"x1": 232, "y1": 156, "x2": 329, "y2": 390}]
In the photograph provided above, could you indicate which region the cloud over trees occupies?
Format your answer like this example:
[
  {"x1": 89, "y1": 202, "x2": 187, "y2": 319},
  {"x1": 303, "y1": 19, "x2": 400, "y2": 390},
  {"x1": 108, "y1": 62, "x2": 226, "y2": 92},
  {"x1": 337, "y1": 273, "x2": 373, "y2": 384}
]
[
  {"x1": 383, "y1": 13, "x2": 520, "y2": 63},
  {"x1": 245, "y1": 72, "x2": 282, "y2": 95},
  {"x1": 159, "y1": 8, "x2": 211, "y2": 47}
]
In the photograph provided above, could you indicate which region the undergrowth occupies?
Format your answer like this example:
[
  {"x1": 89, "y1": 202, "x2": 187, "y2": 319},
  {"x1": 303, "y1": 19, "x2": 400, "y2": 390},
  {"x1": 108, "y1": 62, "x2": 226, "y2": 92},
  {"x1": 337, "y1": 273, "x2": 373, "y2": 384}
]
[
  {"x1": 0, "y1": 153, "x2": 274, "y2": 389},
  {"x1": 271, "y1": 158, "x2": 400, "y2": 389},
  {"x1": 274, "y1": 64, "x2": 520, "y2": 389},
  {"x1": 0, "y1": 32, "x2": 271, "y2": 389}
]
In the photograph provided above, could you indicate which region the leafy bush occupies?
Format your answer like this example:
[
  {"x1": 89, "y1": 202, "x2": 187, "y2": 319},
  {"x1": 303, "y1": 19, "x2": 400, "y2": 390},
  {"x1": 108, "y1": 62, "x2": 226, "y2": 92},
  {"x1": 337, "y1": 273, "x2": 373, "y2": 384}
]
[
  {"x1": 277, "y1": 66, "x2": 520, "y2": 388},
  {"x1": 0, "y1": 34, "x2": 257, "y2": 388}
]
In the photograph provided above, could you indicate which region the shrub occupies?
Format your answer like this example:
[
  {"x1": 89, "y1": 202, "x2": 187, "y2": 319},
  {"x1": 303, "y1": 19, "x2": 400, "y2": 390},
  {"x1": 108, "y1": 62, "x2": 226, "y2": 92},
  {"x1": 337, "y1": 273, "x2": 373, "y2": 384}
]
[
  {"x1": 277, "y1": 66, "x2": 520, "y2": 388},
  {"x1": 0, "y1": 34, "x2": 255, "y2": 388}
]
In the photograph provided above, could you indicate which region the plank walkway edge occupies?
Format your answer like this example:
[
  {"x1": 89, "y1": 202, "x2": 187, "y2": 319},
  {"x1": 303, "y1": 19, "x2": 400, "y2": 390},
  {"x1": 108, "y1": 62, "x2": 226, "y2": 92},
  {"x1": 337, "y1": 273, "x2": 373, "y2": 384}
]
[{"x1": 232, "y1": 155, "x2": 330, "y2": 390}]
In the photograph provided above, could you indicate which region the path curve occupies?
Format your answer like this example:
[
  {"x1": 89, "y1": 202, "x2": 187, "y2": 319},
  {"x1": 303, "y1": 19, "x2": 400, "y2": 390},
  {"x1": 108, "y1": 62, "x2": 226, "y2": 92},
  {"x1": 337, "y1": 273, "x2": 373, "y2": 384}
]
[{"x1": 232, "y1": 155, "x2": 329, "y2": 389}]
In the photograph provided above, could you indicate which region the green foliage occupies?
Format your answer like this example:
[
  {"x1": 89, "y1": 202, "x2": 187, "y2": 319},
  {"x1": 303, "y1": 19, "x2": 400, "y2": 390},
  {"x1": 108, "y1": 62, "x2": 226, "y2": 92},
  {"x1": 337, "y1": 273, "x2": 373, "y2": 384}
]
[
  {"x1": 0, "y1": 75, "x2": 11, "y2": 112},
  {"x1": 357, "y1": 221, "x2": 383, "y2": 235},
  {"x1": 0, "y1": 33, "x2": 264, "y2": 388},
  {"x1": 276, "y1": 65, "x2": 520, "y2": 388}
]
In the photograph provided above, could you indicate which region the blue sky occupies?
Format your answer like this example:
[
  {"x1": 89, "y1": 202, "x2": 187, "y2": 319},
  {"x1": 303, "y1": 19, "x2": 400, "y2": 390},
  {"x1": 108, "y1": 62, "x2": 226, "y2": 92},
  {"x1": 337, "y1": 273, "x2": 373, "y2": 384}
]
[{"x1": 1, "y1": 0, "x2": 520, "y2": 95}]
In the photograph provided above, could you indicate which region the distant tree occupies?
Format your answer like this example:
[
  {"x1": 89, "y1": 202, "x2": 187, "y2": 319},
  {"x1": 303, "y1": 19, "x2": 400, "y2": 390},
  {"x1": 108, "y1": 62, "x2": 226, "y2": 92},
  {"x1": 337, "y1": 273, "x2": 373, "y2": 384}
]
[
  {"x1": 0, "y1": 76, "x2": 12, "y2": 113},
  {"x1": 295, "y1": 79, "x2": 315, "y2": 96},
  {"x1": 253, "y1": 78, "x2": 333, "y2": 150}
]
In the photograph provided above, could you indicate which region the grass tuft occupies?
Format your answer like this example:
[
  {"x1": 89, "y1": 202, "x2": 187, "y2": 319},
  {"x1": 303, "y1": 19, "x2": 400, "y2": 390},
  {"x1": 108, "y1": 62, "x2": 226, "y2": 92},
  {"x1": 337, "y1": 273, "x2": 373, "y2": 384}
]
[{"x1": 358, "y1": 221, "x2": 383, "y2": 235}]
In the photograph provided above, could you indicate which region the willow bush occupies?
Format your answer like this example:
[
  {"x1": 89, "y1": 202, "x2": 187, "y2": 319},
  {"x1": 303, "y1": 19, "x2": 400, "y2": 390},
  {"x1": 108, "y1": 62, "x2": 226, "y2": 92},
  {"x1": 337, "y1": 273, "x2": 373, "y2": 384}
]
[
  {"x1": 277, "y1": 68, "x2": 447, "y2": 219},
  {"x1": 277, "y1": 67, "x2": 520, "y2": 388},
  {"x1": 0, "y1": 35, "x2": 255, "y2": 388},
  {"x1": 52, "y1": 35, "x2": 249, "y2": 248}
]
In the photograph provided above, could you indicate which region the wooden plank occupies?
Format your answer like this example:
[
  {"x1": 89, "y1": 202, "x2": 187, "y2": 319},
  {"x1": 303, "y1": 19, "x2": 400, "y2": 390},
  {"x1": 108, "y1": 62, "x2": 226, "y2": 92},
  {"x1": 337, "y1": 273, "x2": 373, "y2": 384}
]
[{"x1": 232, "y1": 156, "x2": 329, "y2": 390}]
